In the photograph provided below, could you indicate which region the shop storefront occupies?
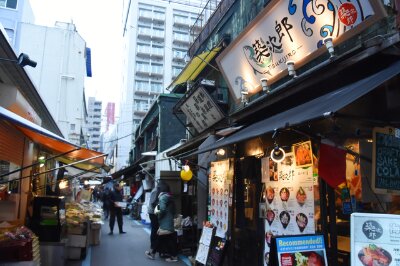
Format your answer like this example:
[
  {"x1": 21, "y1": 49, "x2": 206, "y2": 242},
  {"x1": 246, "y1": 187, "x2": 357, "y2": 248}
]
[
  {"x1": 0, "y1": 34, "x2": 108, "y2": 263},
  {"x1": 168, "y1": 1, "x2": 400, "y2": 265}
]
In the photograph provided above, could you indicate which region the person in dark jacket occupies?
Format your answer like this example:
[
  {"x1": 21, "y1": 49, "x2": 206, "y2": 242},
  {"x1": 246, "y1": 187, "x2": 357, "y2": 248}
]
[
  {"x1": 108, "y1": 183, "x2": 126, "y2": 235},
  {"x1": 102, "y1": 187, "x2": 111, "y2": 219},
  {"x1": 145, "y1": 185, "x2": 159, "y2": 258},
  {"x1": 146, "y1": 181, "x2": 178, "y2": 262}
]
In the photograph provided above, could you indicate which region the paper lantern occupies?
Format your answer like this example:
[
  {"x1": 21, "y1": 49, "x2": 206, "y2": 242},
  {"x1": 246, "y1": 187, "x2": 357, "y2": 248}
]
[{"x1": 180, "y1": 165, "x2": 193, "y2": 181}]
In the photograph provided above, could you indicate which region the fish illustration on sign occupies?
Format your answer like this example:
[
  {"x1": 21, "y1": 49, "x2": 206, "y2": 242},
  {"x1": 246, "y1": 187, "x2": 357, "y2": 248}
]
[{"x1": 242, "y1": 37, "x2": 274, "y2": 76}]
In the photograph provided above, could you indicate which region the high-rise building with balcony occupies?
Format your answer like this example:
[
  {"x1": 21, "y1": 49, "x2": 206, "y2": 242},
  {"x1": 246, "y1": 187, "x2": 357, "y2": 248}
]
[
  {"x1": 87, "y1": 97, "x2": 102, "y2": 151},
  {"x1": 117, "y1": 0, "x2": 209, "y2": 169}
]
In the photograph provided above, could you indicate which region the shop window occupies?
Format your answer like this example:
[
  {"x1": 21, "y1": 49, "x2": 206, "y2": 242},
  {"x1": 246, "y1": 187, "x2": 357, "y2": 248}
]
[{"x1": 0, "y1": 0, "x2": 17, "y2": 9}]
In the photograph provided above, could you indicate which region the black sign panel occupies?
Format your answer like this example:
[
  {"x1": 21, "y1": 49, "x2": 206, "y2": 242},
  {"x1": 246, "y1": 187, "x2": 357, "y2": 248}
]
[
  {"x1": 373, "y1": 127, "x2": 400, "y2": 192},
  {"x1": 206, "y1": 236, "x2": 227, "y2": 266}
]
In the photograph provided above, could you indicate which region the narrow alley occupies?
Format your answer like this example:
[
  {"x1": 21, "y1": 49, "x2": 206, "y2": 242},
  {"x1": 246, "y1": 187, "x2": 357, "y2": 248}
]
[{"x1": 66, "y1": 216, "x2": 191, "y2": 266}]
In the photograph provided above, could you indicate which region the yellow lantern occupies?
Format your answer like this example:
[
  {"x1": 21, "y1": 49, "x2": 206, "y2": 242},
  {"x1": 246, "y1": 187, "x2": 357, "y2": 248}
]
[{"x1": 180, "y1": 165, "x2": 193, "y2": 181}]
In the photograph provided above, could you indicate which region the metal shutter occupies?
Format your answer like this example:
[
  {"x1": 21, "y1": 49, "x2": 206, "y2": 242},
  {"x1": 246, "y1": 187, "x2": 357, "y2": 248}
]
[{"x1": 0, "y1": 120, "x2": 25, "y2": 165}]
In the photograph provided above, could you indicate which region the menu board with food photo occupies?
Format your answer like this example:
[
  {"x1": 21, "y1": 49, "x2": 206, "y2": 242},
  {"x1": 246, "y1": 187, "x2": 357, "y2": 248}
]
[
  {"x1": 210, "y1": 159, "x2": 231, "y2": 238},
  {"x1": 351, "y1": 213, "x2": 400, "y2": 266},
  {"x1": 274, "y1": 235, "x2": 328, "y2": 266},
  {"x1": 262, "y1": 153, "x2": 315, "y2": 266}
]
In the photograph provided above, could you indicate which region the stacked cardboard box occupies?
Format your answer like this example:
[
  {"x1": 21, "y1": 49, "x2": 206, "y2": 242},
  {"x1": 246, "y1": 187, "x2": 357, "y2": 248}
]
[
  {"x1": 65, "y1": 222, "x2": 88, "y2": 260},
  {"x1": 89, "y1": 223, "x2": 101, "y2": 246}
]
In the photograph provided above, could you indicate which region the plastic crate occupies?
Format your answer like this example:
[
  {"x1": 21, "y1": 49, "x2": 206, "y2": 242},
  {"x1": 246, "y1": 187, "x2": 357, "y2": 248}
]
[{"x1": 0, "y1": 239, "x2": 33, "y2": 261}]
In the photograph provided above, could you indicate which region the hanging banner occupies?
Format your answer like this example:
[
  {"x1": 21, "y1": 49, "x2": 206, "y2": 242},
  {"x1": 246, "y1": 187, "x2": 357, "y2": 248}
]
[
  {"x1": 262, "y1": 153, "x2": 315, "y2": 266},
  {"x1": 210, "y1": 159, "x2": 232, "y2": 238},
  {"x1": 216, "y1": 0, "x2": 385, "y2": 101},
  {"x1": 351, "y1": 213, "x2": 399, "y2": 266}
]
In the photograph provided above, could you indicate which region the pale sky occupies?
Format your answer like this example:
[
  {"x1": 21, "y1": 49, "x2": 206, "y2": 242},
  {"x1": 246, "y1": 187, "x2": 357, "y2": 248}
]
[{"x1": 29, "y1": 0, "x2": 124, "y2": 113}]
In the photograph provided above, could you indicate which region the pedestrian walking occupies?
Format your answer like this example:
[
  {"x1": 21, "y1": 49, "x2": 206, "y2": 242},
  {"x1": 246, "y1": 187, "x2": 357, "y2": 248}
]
[
  {"x1": 102, "y1": 187, "x2": 111, "y2": 219},
  {"x1": 145, "y1": 181, "x2": 178, "y2": 262},
  {"x1": 108, "y1": 183, "x2": 126, "y2": 235},
  {"x1": 145, "y1": 184, "x2": 160, "y2": 259}
]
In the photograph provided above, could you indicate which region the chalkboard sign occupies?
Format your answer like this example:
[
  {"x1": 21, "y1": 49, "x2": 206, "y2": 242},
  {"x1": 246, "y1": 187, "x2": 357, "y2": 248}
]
[
  {"x1": 206, "y1": 236, "x2": 227, "y2": 266},
  {"x1": 372, "y1": 127, "x2": 400, "y2": 194}
]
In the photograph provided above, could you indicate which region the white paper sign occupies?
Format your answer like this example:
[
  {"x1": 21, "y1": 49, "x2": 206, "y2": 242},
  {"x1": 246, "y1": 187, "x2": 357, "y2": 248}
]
[
  {"x1": 199, "y1": 226, "x2": 213, "y2": 246},
  {"x1": 195, "y1": 243, "x2": 209, "y2": 264},
  {"x1": 263, "y1": 153, "x2": 315, "y2": 266},
  {"x1": 351, "y1": 213, "x2": 400, "y2": 266},
  {"x1": 210, "y1": 160, "x2": 230, "y2": 238}
]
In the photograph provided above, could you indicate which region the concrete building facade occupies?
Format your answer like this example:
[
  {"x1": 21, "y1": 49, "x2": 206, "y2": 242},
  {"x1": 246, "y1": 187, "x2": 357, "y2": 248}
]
[
  {"x1": 16, "y1": 21, "x2": 90, "y2": 146},
  {"x1": 116, "y1": 0, "x2": 206, "y2": 170}
]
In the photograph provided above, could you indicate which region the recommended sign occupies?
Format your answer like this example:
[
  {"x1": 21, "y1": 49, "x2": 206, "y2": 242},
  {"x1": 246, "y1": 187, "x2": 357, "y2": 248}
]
[
  {"x1": 351, "y1": 213, "x2": 400, "y2": 266},
  {"x1": 275, "y1": 235, "x2": 328, "y2": 266}
]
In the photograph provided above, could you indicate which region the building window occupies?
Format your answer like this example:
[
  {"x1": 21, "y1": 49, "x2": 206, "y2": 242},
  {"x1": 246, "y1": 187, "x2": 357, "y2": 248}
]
[
  {"x1": 134, "y1": 99, "x2": 149, "y2": 112},
  {"x1": 173, "y1": 32, "x2": 189, "y2": 42},
  {"x1": 173, "y1": 49, "x2": 187, "y2": 60},
  {"x1": 174, "y1": 15, "x2": 188, "y2": 24},
  {"x1": 151, "y1": 64, "x2": 163, "y2": 74},
  {"x1": 137, "y1": 44, "x2": 151, "y2": 53},
  {"x1": 136, "y1": 80, "x2": 149, "y2": 92},
  {"x1": 150, "y1": 82, "x2": 163, "y2": 93},
  {"x1": 136, "y1": 62, "x2": 150, "y2": 72},
  {"x1": 0, "y1": 0, "x2": 17, "y2": 9},
  {"x1": 172, "y1": 66, "x2": 183, "y2": 77},
  {"x1": 70, "y1": 124, "x2": 76, "y2": 130}
]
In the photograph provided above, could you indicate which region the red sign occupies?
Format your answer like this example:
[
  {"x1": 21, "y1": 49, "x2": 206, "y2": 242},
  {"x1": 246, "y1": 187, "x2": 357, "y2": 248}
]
[{"x1": 338, "y1": 3, "x2": 358, "y2": 26}]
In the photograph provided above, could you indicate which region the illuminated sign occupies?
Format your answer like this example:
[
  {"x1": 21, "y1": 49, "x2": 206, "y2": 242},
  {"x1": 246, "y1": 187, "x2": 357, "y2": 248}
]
[{"x1": 217, "y1": 0, "x2": 384, "y2": 101}]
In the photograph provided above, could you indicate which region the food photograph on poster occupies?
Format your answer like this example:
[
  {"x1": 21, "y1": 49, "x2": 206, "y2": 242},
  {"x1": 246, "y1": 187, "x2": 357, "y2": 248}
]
[{"x1": 293, "y1": 141, "x2": 313, "y2": 168}]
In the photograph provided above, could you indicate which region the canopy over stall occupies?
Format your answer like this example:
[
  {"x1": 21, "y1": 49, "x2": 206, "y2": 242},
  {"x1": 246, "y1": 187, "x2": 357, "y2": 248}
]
[{"x1": 0, "y1": 106, "x2": 107, "y2": 173}]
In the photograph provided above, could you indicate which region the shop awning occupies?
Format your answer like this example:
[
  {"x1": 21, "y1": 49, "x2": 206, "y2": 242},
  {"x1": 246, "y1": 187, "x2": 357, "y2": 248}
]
[
  {"x1": 0, "y1": 106, "x2": 106, "y2": 170},
  {"x1": 172, "y1": 47, "x2": 221, "y2": 87},
  {"x1": 192, "y1": 60, "x2": 400, "y2": 155},
  {"x1": 111, "y1": 164, "x2": 139, "y2": 180}
]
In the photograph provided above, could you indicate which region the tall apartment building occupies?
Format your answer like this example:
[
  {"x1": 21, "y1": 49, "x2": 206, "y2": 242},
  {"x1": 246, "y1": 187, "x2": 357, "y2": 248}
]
[
  {"x1": 116, "y1": 0, "x2": 205, "y2": 169},
  {"x1": 87, "y1": 97, "x2": 102, "y2": 151}
]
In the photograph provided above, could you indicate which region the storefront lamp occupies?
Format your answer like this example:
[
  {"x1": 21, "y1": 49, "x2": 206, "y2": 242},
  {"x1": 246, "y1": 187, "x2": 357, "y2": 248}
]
[
  {"x1": 38, "y1": 156, "x2": 46, "y2": 168},
  {"x1": 216, "y1": 148, "x2": 226, "y2": 156},
  {"x1": 324, "y1": 38, "x2": 335, "y2": 58},
  {"x1": 260, "y1": 78, "x2": 270, "y2": 93},
  {"x1": 59, "y1": 180, "x2": 68, "y2": 189},
  {"x1": 286, "y1": 61, "x2": 297, "y2": 78},
  {"x1": 270, "y1": 146, "x2": 286, "y2": 163},
  {"x1": 180, "y1": 165, "x2": 193, "y2": 181},
  {"x1": 0, "y1": 53, "x2": 37, "y2": 68}
]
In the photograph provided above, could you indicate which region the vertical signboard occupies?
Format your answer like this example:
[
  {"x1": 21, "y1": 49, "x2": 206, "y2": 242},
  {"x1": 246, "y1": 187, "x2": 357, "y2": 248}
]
[
  {"x1": 262, "y1": 151, "x2": 315, "y2": 266},
  {"x1": 210, "y1": 159, "x2": 232, "y2": 238},
  {"x1": 372, "y1": 127, "x2": 400, "y2": 194}
]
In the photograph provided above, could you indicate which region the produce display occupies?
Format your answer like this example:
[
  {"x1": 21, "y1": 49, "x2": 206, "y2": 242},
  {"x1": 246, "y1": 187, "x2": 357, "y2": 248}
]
[{"x1": 66, "y1": 201, "x2": 103, "y2": 225}]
